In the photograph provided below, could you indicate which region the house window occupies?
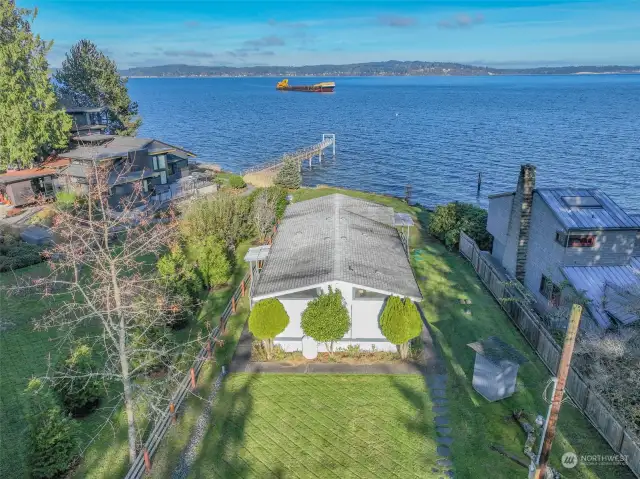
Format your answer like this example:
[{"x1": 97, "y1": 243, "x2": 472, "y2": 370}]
[
  {"x1": 142, "y1": 179, "x2": 149, "y2": 193},
  {"x1": 539, "y1": 275, "x2": 562, "y2": 307},
  {"x1": 555, "y1": 231, "x2": 567, "y2": 246},
  {"x1": 567, "y1": 234, "x2": 596, "y2": 248},
  {"x1": 168, "y1": 163, "x2": 175, "y2": 176},
  {"x1": 159, "y1": 171, "x2": 167, "y2": 185},
  {"x1": 152, "y1": 155, "x2": 167, "y2": 171},
  {"x1": 111, "y1": 185, "x2": 127, "y2": 196},
  {"x1": 353, "y1": 288, "x2": 387, "y2": 300}
]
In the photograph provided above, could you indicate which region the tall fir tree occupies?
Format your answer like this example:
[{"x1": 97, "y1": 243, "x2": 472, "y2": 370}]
[
  {"x1": 0, "y1": 1, "x2": 71, "y2": 170},
  {"x1": 55, "y1": 40, "x2": 141, "y2": 135},
  {"x1": 274, "y1": 157, "x2": 301, "y2": 189}
]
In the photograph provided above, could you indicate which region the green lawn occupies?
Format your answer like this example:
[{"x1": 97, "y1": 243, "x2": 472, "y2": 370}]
[
  {"x1": 189, "y1": 374, "x2": 438, "y2": 479},
  {"x1": 0, "y1": 241, "x2": 254, "y2": 479}
]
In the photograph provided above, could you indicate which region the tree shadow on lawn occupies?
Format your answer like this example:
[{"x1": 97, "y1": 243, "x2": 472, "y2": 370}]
[
  {"x1": 190, "y1": 373, "x2": 258, "y2": 478},
  {"x1": 418, "y1": 249, "x2": 635, "y2": 479},
  {"x1": 388, "y1": 375, "x2": 439, "y2": 473}
]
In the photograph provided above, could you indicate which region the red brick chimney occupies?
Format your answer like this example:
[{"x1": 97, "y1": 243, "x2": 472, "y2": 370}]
[{"x1": 514, "y1": 164, "x2": 536, "y2": 283}]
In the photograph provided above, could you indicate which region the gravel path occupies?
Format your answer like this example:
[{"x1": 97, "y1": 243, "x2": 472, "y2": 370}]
[{"x1": 171, "y1": 371, "x2": 226, "y2": 479}]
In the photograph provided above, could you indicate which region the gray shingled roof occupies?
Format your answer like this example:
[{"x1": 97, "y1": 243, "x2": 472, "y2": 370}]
[
  {"x1": 467, "y1": 336, "x2": 529, "y2": 367},
  {"x1": 62, "y1": 137, "x2": 153, "y2": 161},
  {"x1": 536, "y1": 188, "x2": 638, "y2": 230},
  {"x1": 253, "y1": 194, "x2": 422, "y2": 300}
]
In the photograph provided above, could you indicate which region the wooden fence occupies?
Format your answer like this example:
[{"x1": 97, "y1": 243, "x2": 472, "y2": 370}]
[
  {"x1": 123, "y1": 271, "x2": 250, "y2": 479},
  {"x1": 459, "y1": 232, "x2": 640, "y2": 477}
]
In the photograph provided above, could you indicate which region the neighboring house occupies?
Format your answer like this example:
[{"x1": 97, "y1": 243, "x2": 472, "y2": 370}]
[
  {"x1": 65, "y1": 106, "x2": 109, "y2": 137},
  {"x1": 0, "y1": 159, "x2": 70, "y2": 207},
  {"x1": 57, "y1": 135, "x2": 202, "y2": 208},
  {"x1": 251, "y1": 193, "x2": 422, "y2": 353},
  {"x1": 487, "y1": 164, "x2": 640, "y2": 330}
]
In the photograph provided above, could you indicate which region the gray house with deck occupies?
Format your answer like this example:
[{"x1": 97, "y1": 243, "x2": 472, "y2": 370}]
[
  {"x1": 58, "y1": 135, "x2": 205, "y2": 207},
  {"x1": 487, "y1": 164, "x2": 640, "y2": 330}
]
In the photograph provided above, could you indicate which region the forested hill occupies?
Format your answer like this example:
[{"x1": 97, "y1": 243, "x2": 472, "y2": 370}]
[{"x1": 120, "y1": 61, "x2": 640, "y2": 77}]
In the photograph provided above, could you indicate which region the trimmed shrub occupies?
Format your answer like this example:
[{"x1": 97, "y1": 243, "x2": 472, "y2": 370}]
[
  {"x1": 192, "y1": 237, "x2": 232, "y2": 288},
  {"x1": 228, "y1": 174, "x2": 246, "y2": 189},
  {"x1": 0, "y1": 233, "x2": 43, "y2": 272},
  {"x1": 248, "y1": 298, "x2": 289, "y2": 359},
  {"x1": 158, "y1": 244, "x2": 203, "y2": 299},
  {"x1": 274, "y1": 158, "x2": 301, "y2": 189},
  {"x1": 379, "y1": 296, "x2": 422, "y2": 359},
  {"x1": 429, "y1": 202, "x2": 493, "y2": 251},
  {"x1": 55, "y1": 191, "x2": 77, "y2": 210},
  {"x1": 301, "y1": 287, "x2": 350, "y2": 354},
  {"x1": 53, "y1": 343, "x2": 103, "y2": 415},
  {"x1": 26, "y1": 379, "x2": 79, "y2": 479}
]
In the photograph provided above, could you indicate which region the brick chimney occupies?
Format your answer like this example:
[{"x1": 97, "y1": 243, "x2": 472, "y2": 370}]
[{"x1": 514, "y1": 164, "x2": 536, "y2": 283}]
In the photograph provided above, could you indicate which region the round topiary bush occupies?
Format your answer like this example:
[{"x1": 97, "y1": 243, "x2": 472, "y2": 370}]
[
  {"x1": 379, "y1": 296, "x2": 422, "y2": 359},
  {"x1": 301, "y1": 287, "x2": 350, "y2": 354},
  {"x1": 248, "y1": 298, "x2": 289, "y2": 359}
]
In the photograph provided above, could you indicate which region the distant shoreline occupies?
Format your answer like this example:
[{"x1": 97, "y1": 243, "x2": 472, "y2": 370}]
[{"x1": 124, "y1": 72, "x2": 640, "y2": 79}]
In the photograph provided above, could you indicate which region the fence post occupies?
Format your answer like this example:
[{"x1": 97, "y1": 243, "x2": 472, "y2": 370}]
[
  {"x1": 190, "y1": 367, "x2": 196, "y2": 390},
  {"x1": 169, "y1": 402, "x2": 176, "y2": 424},
  {"x1": 241, "y1": 280, "x2": 246, "y2": 297},
  {"x1": 232, "y1": 296, "x2": 236, "y2": 314},
  {"x1": 143, "y1": 448, "x2": 151, "y2": 474},
  {"x1": 206, "y1": 340, "x2": 212, "y2": 360},
  {"x1": 220, "y1": 316, "x2": 226, "y2": 334}
]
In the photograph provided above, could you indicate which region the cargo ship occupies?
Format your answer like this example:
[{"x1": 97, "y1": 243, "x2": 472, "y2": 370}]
[{"x1": 276, "y1": 78, "x2": 335, "y2": 93}]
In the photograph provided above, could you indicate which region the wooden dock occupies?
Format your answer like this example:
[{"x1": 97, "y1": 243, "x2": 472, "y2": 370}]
[{"x1": 242, "y1": 134, "x2": 335, "y2": 175}]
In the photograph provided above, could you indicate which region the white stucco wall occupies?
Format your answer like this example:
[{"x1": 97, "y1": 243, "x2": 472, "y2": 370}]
[{"x1": 257, "y1": 280, "x2": 398, "y2": 352}]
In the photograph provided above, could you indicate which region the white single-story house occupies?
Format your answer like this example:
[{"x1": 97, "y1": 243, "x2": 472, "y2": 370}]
[{"x1": 250, "y1": 193, "x2": 423, "y2": 353}]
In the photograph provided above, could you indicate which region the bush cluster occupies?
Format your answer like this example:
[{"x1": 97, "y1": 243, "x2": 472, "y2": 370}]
[
  {"x1": 53, "y1": 343, "x2": 103, "y2": 415},
  {"x1": 0, "y1": 233, "x2": 44, "y2": 272},
  {"x1": 228, "y1": 174, "x2": 246, "y2": 189},
  {"x1": 429, "y1": 202, "x2": 493, "y2": 251}
]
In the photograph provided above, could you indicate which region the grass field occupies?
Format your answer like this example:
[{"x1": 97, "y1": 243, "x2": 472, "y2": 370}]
[
  {"x1": 189, "y1": 374, "x2": 438, "y2": 479},
  {"x1": 0, "y1": 241, "x2": 253, "y2": 479}
]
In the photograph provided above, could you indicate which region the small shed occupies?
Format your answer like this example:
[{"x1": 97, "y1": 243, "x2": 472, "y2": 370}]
[{"x1": 467, "y1": 336, "x2": 528, "y2": 402}]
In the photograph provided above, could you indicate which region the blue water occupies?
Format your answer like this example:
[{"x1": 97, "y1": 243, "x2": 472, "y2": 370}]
[{"x1": 129, "y1": 75, "x2": 640, "y2": 212}]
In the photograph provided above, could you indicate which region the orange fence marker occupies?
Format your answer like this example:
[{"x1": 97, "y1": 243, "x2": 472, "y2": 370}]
[
  {"x1": 241, "y1": 281, "x2": 246, "y2": 297},
  {"x1": 169, "y1": 402, "x2": 176, "y2": 424},
  {"x1": 143, "y1": 448, "x2": 151, "y2": 474},
  {"x1": 231, "y1": 296, "x2": 236, "y2": 314},
  {"x1": 273, "y1": 225, "x2": 276, "y2": 234},
  {"x1": 206, "y1": 340, "x2": 212, "y2": 360},
  {"x1": 190, "y1": 367, "x2": 196, "y2": 390}
]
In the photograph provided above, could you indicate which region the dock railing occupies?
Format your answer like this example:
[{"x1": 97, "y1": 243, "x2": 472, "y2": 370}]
[
  {"x1": 459, "y1": 231, "x2": 640, "y2": 477},
  {"x1": 242, "y1": 134, "x2": 335, "y2": 175}
]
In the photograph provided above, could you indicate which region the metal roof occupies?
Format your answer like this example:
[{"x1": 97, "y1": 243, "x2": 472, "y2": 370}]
[
  {"x1": 536, "y1": 188, "x2": 638, "y2": 230},
  {"x1": 253, "y1": 194, "x2": 422, "y2": 300},
  {"x1": 467, "y1": 336, "x2": 529, "y2": 367},
  {"x1": 562, "y1": 263, "x2": 640, "y2": 328},
  {"x1": 109, "y1": 168, "x2": 156, "y2": 185},
  {"x1": 244, "y1": 245, "x2": 271, "y2": 262},
  {"x1": 393, "y1": 212, "x2": 414, "y2": 227}
]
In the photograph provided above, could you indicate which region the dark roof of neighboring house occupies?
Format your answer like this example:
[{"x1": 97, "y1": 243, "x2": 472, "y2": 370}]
[
  {"x1": 632, "y1": 214, "x2": 640, "y2": 226},
  {"x1": 536, "y1": 188, "x2": 638, "y2": 230},
  {"x1": 253, "y1": 194, "x2": 422, "y2": 300},
  {"x1": 61, "y1": 137, "x2": 196, "y2": 162},
  {"x1": 467, "y1": 336, "x2": 529, "y2": 367},
  {"x1": 562, "y1": 259, "x2": 640, "y2": 328}
]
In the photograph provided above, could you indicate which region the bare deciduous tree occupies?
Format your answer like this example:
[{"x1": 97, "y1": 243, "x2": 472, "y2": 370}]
[
  {"x1": 18, "y1": 158, "x2": 203, "y2": 464},
  {"x1": 251, "y1": 189, "x2": 276, "y2": 242}
]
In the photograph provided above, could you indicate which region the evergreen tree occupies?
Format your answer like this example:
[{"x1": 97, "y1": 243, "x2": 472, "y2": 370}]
[
  {"x1": 0, "y1": 1, "x2": 71, "y2": 170},
  {"x1": 54, "y1": 40, "x2": 141, "y2": 135},
  {"x1": 301, "y1": 287, "x2": 350, "y2": 354},
  {"x1": 274, "y1": 157, "x2": 301, "y2": 189},
  {"x1": 379, "y1": 296, "x2": 422, "y2": 359}
]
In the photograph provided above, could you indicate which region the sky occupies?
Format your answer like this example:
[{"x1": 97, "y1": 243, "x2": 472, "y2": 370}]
[{"x1": 24, "y1": 0, "x2": 640, "y2": 69}]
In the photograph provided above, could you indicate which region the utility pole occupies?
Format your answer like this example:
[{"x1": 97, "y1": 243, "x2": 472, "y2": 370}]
[{"x1": 533, "y1": 304, "x2": 582, "y2": 479}]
